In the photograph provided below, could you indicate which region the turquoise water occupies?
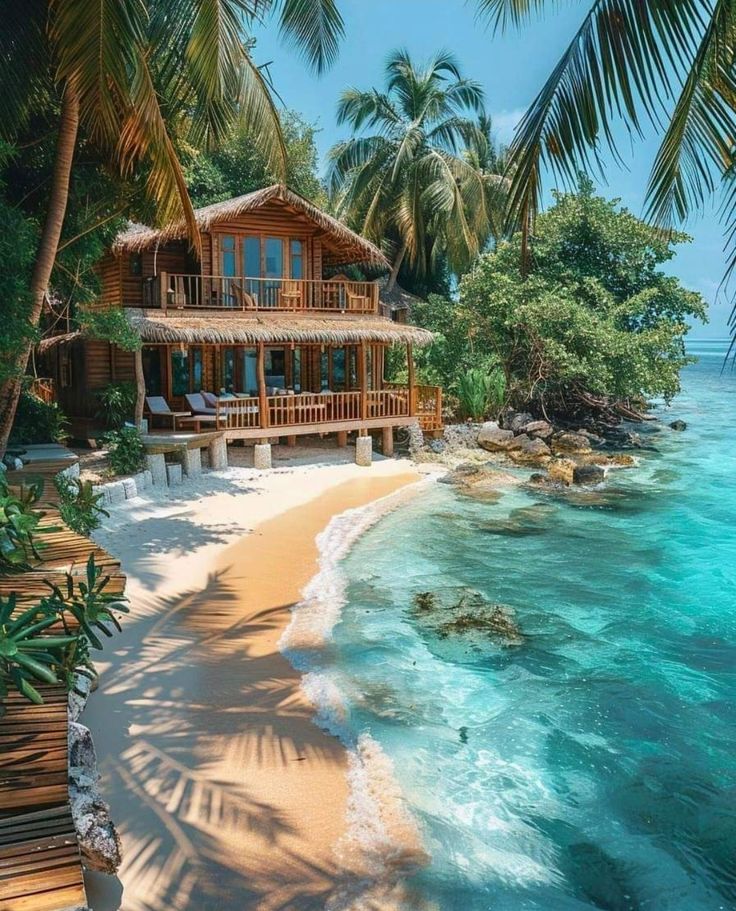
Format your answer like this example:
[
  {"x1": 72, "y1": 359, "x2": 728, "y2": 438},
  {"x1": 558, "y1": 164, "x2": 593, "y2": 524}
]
[{"x1": 330, "y1": 342, "x2": 736, "y2": 910}]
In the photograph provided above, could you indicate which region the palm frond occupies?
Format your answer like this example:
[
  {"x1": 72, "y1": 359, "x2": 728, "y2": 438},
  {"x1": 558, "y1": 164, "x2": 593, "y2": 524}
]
[
  {"x1": 0, "y1": 0, "x2": 48, "y2": 139},
  {"x1": 476, "y1": 0, "x2": 555, "y2": 30},
  {"x1": 499, "y1": 0, "x2": 709, "y2": 253},
  {"x1": 645, "y1": 0, "x2": 736, "y2": 227},
  {"x1": 276, "y1": 0, "x2": 344, "y2": 74}
]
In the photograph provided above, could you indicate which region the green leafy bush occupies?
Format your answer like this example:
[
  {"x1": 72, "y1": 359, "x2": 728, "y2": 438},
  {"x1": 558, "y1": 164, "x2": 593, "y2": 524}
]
[
  {"x1": 0, "y1": 555, "x2": 128, "y2": 706},
  {"x1": 96, "y1": 381, "x2": 137, "y2": 428},
  {"x1": 55, "y1": 476, "x2": 109, "y2": 536},
  {"x1": 456, "y1": 367, "x2": 506, "y2": 421},
  {"x1": 0, "y1": 593, "x2": 76, "y2": 705},
  {"x1": 103, "y1": 426, "x2": 145, "y2": 476},
  {"x1": 9, "y1": 391, "x2": 68, "y2": 445},
  {"x1": 0, "y1": 476, "x2": 45, "y2": 574}
]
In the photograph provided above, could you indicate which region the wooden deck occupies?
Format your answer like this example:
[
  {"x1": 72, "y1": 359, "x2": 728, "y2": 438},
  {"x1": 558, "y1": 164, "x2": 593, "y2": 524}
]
[{"x1": 1, "y1": 446, "x2": 126, "y2": 911}]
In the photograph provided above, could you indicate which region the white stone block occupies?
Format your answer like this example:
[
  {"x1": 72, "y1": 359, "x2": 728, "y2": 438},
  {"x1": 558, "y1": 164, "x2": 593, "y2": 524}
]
[
  {"x1": 181, "y1": 447, "x2": 202, "y2": 478},
  {"x1": 166, "y1": 463, "x2": 183, "y2": 486},
  {"x1": 208, "y1": 436, "x2": 228, "y2": 470},
  {"x1": 146, "y1": 453, "x2": 167, "y2": 486},
  {"x1": 122, "y1": 478, "x2": 138, "y2": 499},
  {"x1": 254, "y1": 443, "x2": 272, "y2": 470},
  {"x1": 355, "y1": 435, "x2": 373, "y2": 467},
  {"x1": 103, "y1": 480, "x2": 126, "y2": 505},
  {"x1": 132, "y1": 470, "x2": 152, "y2": 491}
]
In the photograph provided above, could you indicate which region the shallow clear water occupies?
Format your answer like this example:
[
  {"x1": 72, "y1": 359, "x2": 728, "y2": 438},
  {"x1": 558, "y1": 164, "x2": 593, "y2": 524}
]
[{"x1": 329, "y1": 343, "x2": 736, "y2": 910}]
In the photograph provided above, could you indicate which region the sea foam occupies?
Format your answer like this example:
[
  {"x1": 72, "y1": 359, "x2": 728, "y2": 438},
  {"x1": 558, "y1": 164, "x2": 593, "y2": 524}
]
[{"x1": 279, "y1": 476, "x2": 435, "y2": 910}]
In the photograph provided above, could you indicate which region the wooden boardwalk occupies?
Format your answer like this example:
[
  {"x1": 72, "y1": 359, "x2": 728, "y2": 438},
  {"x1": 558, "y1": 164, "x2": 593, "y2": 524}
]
[{"x1": 1, "y1": 448, "x2": 126, "y2": 910}]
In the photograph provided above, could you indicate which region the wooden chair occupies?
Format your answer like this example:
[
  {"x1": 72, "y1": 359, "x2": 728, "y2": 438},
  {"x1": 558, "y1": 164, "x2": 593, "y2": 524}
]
[
  {"x1": 278, "y1": 280, "x2": 304, "y2": 309},
  {"x1": 232, "y1": 282, "x2": 257, "y2": 310},
  {"x1": 145, "y1": 396, "x2": 191, "y2": 431}
]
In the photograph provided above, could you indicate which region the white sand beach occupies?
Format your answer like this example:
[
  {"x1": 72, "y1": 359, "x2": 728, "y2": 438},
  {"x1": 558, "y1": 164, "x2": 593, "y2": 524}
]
[{"x1": 81, "y1": 447, "x2": 433, "y2": 911}]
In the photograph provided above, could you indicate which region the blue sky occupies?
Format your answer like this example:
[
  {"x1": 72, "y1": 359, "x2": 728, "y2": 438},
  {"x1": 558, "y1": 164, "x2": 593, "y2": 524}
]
[{"x1": 253, "y1": 1, "x2": 729, "y2": 339}]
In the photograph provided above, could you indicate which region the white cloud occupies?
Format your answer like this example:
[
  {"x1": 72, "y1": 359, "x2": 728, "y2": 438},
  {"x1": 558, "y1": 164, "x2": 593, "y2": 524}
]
[{"x1": 490, "y1": 107, "x2": 527, "y2": 145}]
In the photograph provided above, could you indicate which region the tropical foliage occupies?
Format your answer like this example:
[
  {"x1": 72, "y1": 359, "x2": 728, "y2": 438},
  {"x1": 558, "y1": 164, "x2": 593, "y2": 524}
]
[
  {"x1": 0, "y1": 477, "x2": 45, "y2": 575},
  {"x1": 457, "y1": 367, "x2": 507, "y2": 421},
  {"x1": 0, "y1": 555, "x2": 127, "y2": 706},
  {"x1": 478, "y1": 1, "x2": 736, "y2": 343},
  {"x1": 427, "y1": 179, "x2": 705, "y2": 419},
  {"x1": 54, "y1": 477, "x2": 109, "y2": 536},
  {"x1": 328, "y1": 50, "x2": 504, "y2": 287},
  {"x1": 8, "y1": 391, "x2": 68, "y2": 446},
  {"x1": 96, "y1": 382, "x2": 138, "y2": 429},
  {"x1": 103, "y1": 427, "x2": 146, "y2": 476}
]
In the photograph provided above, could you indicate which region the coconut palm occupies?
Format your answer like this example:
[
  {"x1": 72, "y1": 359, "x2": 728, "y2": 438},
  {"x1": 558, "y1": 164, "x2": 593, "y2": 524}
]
[
  {"x1": 477, "y1": 0, "x2": 736, "y2": 304},
  {"x1": 0, "y1": 0, "x2": 344, "y2": 455},
  {"x1": 464, "y1": 112, "x2": 511, "y2": 248},
  {"x1": 327, "y1": 49, "x2": 496, "y2": 289}
]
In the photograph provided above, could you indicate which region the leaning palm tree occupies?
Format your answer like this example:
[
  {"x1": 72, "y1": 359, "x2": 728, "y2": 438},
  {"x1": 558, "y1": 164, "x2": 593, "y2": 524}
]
[
  {"x1": 0, "y1": 0, "x2": 344, "y2": 455},
  {"x1": 476, "y1": 0, "x2": 736, "y2": 300},
  {"x1": 327, "y1": 49, "x2": 493, "y2": 289}
]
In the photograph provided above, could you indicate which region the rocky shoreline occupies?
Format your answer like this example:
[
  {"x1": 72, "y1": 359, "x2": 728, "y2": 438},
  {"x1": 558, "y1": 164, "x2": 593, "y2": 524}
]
[{"x1": 413, "y1": 409, "x2": 679, "y2": 499}]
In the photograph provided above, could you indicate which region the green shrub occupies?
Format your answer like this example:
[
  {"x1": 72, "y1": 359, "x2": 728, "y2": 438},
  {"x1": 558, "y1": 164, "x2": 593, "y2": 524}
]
[
  {"x1": 456, "y1": 367, "x2": 506, "y2": 421},
  {"x1": 55, "y1": 476, "x2": 109, "y2": 536},
  {"x1": 0, "y1": 555, "x2": 128, "y2": 707},
  {"x1": 103, "y1": 426, "x2": 145, "y2": 476},
  {"x1": 96, "y1": 381, "x2": 137, "y2": 428},
  {"x1": 9, "y1": 391, "x2": 68, "y2": 445},
  {"x1": 0, "y1": 476, "x2": 45, "y2": 574}
]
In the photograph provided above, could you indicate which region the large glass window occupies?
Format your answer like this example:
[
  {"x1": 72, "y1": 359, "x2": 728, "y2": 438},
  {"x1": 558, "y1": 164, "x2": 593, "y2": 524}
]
[
  {"x1": 290, "y1": 239, "x2": 303, "y2": 279},
  {"x1": 265, "y1": 348, "x2": 286, "y2": 389},
  {"x1": 142, "y1": 347, "x2": 162, "y2": 396},
  {"x1": 292, "y1": 348, "x2": 302, "y2": 392},
  {"x1": 242, "y1": 349, "x2": 258, "y2": 396},
  {"x1": 171, "y1": 349, "x2": 189, "y2": 396},
  {"x1": 221, "y1": 235, "x2": 236, "y2": 276},
  {"x1": 332, "y1": 348, "x2": 346, "y2": 391},
  {"x1": 192, "y1": 347, "x2": 203, "y2": 392},
  {"x1": 221, "y1": 347, "x2": 235, "y2": 393},
  {"x1": 264, "y1": 238, "x2": 283, "y2": 278}
]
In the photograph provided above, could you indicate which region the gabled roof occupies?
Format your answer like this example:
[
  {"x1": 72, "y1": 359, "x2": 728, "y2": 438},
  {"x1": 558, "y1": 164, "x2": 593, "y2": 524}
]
[{"x1": 113, "y1": 184, "x2": 388, "y2": 270}]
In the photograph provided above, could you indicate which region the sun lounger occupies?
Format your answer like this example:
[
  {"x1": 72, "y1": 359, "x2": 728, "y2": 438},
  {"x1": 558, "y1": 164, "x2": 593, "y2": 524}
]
[{"x1": 145, "y1": 396, "x2": 191, "y2": 430}]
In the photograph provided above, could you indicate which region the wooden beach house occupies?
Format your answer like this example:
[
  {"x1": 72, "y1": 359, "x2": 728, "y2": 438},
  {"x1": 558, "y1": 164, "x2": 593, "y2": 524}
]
[{"x1": 40, "y1": 185, "x2": 440, "y2": 449}]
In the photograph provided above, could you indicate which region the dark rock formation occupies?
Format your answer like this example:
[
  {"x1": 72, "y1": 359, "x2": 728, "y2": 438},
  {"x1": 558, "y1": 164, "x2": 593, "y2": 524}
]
[
  {"x1": 669, "y1": 420, "x2": 687, "y2": 431},
  {"x1": 572, "y1": 464, "x2": 605, "y2": 485},
  {"x1": 478, "y1": 422, "x2": 515, "y2": 451}
]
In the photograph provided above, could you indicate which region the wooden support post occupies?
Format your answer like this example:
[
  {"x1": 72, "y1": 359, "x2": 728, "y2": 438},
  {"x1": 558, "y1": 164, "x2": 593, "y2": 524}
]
[
  {"x1": 134, "y1": 346, "x2": 145, "y2": 428},
  {"x1": 159, "y1": 270, "x2": 168, "y2": 310},
  {"x1": 336, "y1": 430, "x2": 348, "y2": 448},
  {"x1": 382, "y1": 426, "x2": 394, "y2": 457},
  {"x1": 407, "y1": 343, "x2": 416, "y2": 415},
  {"x1": 257, "y1": 343, "x2": 269, "y2": 430},
  {"x1": 358, "y1": 343, "x2": 368, "y2": 423},
  {"x1": 286, "y1": 435, "x2": 297, "y2": 447}
]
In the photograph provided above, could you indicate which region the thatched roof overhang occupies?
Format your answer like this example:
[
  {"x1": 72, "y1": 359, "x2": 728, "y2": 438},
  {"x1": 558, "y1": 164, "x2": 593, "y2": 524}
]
[
  {"x1": 37, "y1": 331, "x2": 82, "y2": 353},
  {"x1": 113, "y1": 184, "x2": 388, "y2": 271},
  {"x1": 124, "y1": 309, "x2": 434, "y2": 347}
]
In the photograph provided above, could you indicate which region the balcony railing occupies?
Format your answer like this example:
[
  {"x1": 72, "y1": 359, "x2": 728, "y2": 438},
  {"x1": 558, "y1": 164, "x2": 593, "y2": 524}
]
[
  {"x1": 212, "y1": 386, "x2": 433, "y2": 432},
  {"x1": 144, "y1": 272, "x2": 379, "y2": 314}
]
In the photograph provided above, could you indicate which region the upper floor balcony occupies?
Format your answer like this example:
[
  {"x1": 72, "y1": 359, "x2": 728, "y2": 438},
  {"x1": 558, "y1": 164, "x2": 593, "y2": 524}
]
[{"x1": 143, "y1": 272, "x2": 380, "y2": 314}]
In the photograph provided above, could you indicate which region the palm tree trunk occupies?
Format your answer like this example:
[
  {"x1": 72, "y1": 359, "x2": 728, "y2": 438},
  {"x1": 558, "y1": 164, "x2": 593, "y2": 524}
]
[
  {"x1": 0, "y1": 82, "x2": 80, "y2": 457},
  {"x1": 386, "y1": 239, "x2": 408, "y2": 292}
]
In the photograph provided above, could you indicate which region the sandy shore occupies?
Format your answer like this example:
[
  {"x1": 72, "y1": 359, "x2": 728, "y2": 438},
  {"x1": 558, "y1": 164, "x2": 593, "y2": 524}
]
[{"x1": 82, "y1": 450, "x2": 428, "y2": 911}]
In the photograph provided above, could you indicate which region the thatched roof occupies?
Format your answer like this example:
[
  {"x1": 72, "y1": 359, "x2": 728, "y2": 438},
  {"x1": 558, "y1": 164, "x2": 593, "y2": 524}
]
[
  {"x1": 125, "y1": 309, "x2": 434, "y2": 347},
  {"x1": 37, "y1": 331, "x2": 82, "y2": 353},
  {"x1": 113, "y1": 185, "x2": 388, "y2": 270}
]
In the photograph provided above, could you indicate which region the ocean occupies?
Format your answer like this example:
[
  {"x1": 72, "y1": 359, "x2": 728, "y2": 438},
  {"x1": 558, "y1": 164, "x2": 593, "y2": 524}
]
[{"x1": 303, "y1": 340, "x2": 736, "y2": 910}]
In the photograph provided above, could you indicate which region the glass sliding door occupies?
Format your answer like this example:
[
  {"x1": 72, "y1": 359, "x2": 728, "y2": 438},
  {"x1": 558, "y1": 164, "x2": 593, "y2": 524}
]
[
  {"x1": 264, "y1": 237, "x2": 283, "y2": 307},
  {"x1": 220, "y1": 234, "x2": 237, "y2": 306},
  {"x1": 242, "y1": 236, "x2": 261, "y2": 301}
]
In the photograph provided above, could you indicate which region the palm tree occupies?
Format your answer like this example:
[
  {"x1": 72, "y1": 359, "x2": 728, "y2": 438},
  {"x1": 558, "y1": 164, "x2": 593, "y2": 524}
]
[
  {"x1": 476, "y1": 0, "x2": 736, "y2": 299},
  {"x1": 0, "y1": 0, "x2": 344, "y2": 455},
  {"x1": 327, "y1": 49, "x2": 495, "y2": 290},
  {"x1": 464, "y1": 112, "x2": 511, "y2": 248}
]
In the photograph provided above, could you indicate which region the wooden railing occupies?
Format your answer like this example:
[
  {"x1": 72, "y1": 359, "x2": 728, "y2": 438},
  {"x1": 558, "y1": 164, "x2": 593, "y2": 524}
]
[
  {"x1": 211, "y1": 386, "x2": 436, "y2": 432},
  {"x1": 144, "y1": 273, "x2": 379, "y2": 313}
]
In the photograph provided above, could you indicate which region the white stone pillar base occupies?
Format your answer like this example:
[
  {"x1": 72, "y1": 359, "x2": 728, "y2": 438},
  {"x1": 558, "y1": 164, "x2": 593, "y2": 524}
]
[
  {"x1": 166, "y1": 463, "x2": 183, "y2": 486},
  {"x1": 208, "y1": 436, "x2": 228, "y2": 470},
  {"x1": 254, "y1": 443, "x2": 272, "y2": 470},
  {"x1": 181, "y1": 447, "x2": 202, "y2": 478},
  {"x1": 355, "y1": 435, "x2": 372, "y2": 467},
  {"x1": 146, "y1": 453, "x2": 167, "y2": 486}
]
